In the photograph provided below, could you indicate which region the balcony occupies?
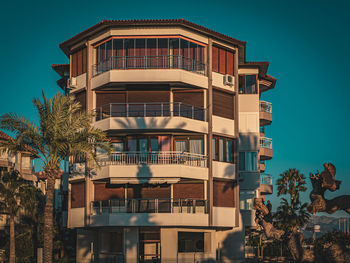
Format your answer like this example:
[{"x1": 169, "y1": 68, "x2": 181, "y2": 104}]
[
  {"x1": 260, "y1": 174, "x2": 273, "y2": 195},
  {"x1": 259, "y1": 160, "x2": 266, "y2": 172},
  {"x1": 259, "y1": 137, "x2": 273, "y2": 160},
  {"x1": 94, "y1": 151, "x2": 208, "y2": 181},
  {"x1": 259, "y1": 101, "x2": 272, "y2": 126},
  {"x1": 88, "y1": 198, "x2": 209, "y2": 227},
  {"x1": 93, "y1": 102, "x2": 208, "y2": 133},
  {"x1": 92, "y1": 55, "x2": 206, "y2": 77}
]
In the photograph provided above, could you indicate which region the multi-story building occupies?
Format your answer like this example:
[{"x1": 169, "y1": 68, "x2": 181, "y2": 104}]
[{"x1": 53, "y1": 19, "x2": 275, "y2": 263}]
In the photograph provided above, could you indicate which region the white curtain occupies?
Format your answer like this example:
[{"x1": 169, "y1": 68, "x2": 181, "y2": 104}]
[
  {"x1": 189, "y1": 139, "x2": 203, "y2": 154},
  {"x1": 219, "y1": 139, "x2": 224, "y2": 161},
  {"x1": 176, "y1": 141, "x2": 187, "y2": 152}
]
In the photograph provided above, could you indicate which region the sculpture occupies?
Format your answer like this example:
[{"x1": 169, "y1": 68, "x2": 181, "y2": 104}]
[{"x1": 308, "y1": 163, "x2": 350, "y2": 214}]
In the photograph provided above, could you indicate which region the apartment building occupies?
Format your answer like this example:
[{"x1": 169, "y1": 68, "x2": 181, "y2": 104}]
[{"x1": 53, "y1": 19, "x2": 275, "y2": 263}]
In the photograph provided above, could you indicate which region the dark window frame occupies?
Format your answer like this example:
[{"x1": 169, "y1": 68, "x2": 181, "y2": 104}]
[{"x1": 212, "y1": 136, "x2": 235, "y2": 163}]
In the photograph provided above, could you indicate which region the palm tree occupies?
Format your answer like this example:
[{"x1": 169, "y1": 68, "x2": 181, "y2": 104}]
[
  {"x1": 0, "y1": 92, "x2": 110, "y2": 263},
  {"x1": 0, "y1": 170, "x2": 36, "y2": 263}
]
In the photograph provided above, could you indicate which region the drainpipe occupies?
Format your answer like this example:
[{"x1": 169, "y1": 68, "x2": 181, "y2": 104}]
[{"x1": 207, "y1": 38, "x2": 213, "y2": 226}]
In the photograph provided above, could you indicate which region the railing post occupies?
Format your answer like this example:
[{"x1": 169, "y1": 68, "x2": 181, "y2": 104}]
[
  {"x1": 192, "y1": 105, "x2": 194, "y2": 119},
  {"x1": 110, "y1": 104, "x2": 112, "y2": 118},
  {"x1": 144, "y1": 103, "x2": 146, "y2": 117},
  {"x1": 126, "y1": 104, "x2": 129, "y2": 117},
  {"x1": 161, "y1": 103, "x2": 163, "y2": 116}
]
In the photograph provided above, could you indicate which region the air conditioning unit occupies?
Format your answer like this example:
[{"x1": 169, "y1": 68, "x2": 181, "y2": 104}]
[
  {"x1": 70, "y1": 163, "x2": 85, "y2": 174},
  {"x1": 69, "y1": 77, "x2": 77, "y2": 88},
  {"x1": 223, "y1": 74, "x2": 234, "y2": 86}
]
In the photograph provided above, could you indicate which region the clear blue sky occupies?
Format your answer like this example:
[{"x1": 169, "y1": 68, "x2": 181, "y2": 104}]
[{"x1": 1, "y1": 0, "x2": 349, "y2": 216}]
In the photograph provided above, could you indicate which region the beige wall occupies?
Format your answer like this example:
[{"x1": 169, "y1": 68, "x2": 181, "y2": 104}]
[
  {"x1": 212, "y1": 115, "x2": 235, "y2": 136},
  {"x1": 213, "y1": 161, "x2": 236, "y2": 180}
]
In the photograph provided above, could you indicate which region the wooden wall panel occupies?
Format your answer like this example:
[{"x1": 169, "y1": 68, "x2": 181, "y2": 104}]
[
  {"x1": 213, "y1": 180, "x2": 235, "y2": 207},
  {"x1": 96, "y1": 92, "x2": 126, "y2": 108},
  {"x1": 71, "y1": 53, "x2": 77, "y2": 77},
  {"x1": 94, "y1": 183, "x2": 125, "y2": 201},
  {"x1": 173, "y1": 90, "x2": 204, "y2": 107},
  {"x1": 173, "y1": 182, "x2": 204, "y2": 199},
  {"x1": 127, "y1": 184, "x2": 171, "y2": 199},
  {"x1": 74, "y1": 90, "x2": 86, "y2": 111},
  {"x1": 71, "y1": 182, "x2": 85, "y2": 208},
  {"x1": 219, "y1": 49, "x2": 226, "y2": 75},
  {"x1": 212, "y1": 46, "x2": 219, "y2": 73},
  {"x1": 213, "y1": 88, "x2": 234, "y2": 119},
  {"x1": 82, "y1": 47, "x2": 87, "y2": 74},
  {"x1": 127, "y1": 91, "x2": 169, "y2": 103},
  {"x1": 226, "y1": 51, "x2": 234, "y2": 76}
]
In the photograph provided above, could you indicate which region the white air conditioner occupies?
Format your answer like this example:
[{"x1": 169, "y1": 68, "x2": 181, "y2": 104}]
[
  {"x1": 70, "y1": 163, "x2": 85, "y2": 174},
  {"x1": 223, "y1": 74, "x2": 234, "y2": 86},
  {"x1": 69, "y1": 77, "x2": 77, "y2": 87}
]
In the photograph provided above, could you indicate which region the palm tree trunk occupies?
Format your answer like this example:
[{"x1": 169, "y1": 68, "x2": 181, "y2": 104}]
[
  {"x1": 43, "y1": 176, "x2": 55, "y2": 263},
  {"x1": 9, "y1": 215, "x2": 15, "y2": 263}
]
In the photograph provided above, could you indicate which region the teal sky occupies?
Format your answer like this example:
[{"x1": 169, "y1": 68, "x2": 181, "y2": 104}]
[{"x1": 0, "y1": 0, "x2": 349, "y2": 217}]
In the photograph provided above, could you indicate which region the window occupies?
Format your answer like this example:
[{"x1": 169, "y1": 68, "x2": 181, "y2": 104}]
[
  {"x1": 174, "y1": 136, "x2": 204, "y2": 155},
  {"x1": 212, "y1": 136, "x2": 234, "y2": 163},
  {"x1": 239, "y1": 75, "x2": 257, "y2": 94},
  {"x1": 239, "y1": 190, "x2": 256, "y2": 210},
  {"x1": 100, "y1": 232, "x2": 123, "y2": 253},
  {"x1": 212, "y1": 46, "x2": 234, "y2": 75},
  {"x1": 178, "y1": 232, "x2": 204, "y2": 252},
  {"x1": 213, "y1": 88, "x2": 234, "y2": 119},
  {"x1": 239, "y1": 152, "x2": 258, "y2": 171}
]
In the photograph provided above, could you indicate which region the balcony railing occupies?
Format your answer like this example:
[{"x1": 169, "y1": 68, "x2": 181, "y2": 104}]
[
  {"x1": 260, "y1": 101, "x2": 272, "y2": 113},
  {"x1": 99, "y1": 151, "x2": 207, "y2": 168},
  {"x1": 92, "y1": 55, "x2": 206, "y2": 76},
  {"x1": 260, "y1": 174, "x2": 272, "y2": 185},
  {"x1": 259, "y1": 137, "x2": 272, "y2": 149},
  {"x1": 95, "y1": 102, "x2": 206, "y2": 122},
  {"x1": 91, "y1": 198, "x2": 208, "y2": 215}
]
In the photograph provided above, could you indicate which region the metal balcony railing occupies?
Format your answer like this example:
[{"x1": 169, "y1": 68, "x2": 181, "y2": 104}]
[
  {"x1": 260, "y1": 174, "x2": 272, "y2": 185},
  {"x1": 92, "y1": 55, "x2": 206, "y2": 76},
  {"x1": 260, "y1": 101, "x2": 272, "y2": 113},
  {"x1": 95, "y1": 102, "x2": 206, "y2": 122},
  {"x1": 99, "y1": 151, "x2": 207, "y2": 168},
  {"x1": 259, "y1": 137, "x2": 272, "y2": 149},
  {"x1": 91, "y1": 198, "x2": 208, "y2": 215}
]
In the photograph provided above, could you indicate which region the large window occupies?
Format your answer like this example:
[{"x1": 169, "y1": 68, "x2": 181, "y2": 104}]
[
  {"x1": 239, "y1": 75, "x2": 257, "y2": 94},
  {"x1": 178, "y1": 232, "x2": 204, "y2": 253},
  {"x1": 212, "y1": 136, "x2": 234, "y2": 163},
  {"x1": 239, "y1": 152, "x2": 258, "y2": 171},
  {"x1": 212, "y1": 46, "x2": 234, "y2": 75},
  {"x1": 94, "y1": 37, "x2": 205, "y2": 75},
  {"x1": 239, "y1": 190, "x2": 256, "y2": 210}
]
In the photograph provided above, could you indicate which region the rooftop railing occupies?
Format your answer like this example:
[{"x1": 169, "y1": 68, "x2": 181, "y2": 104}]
[
  {"x1": 259, "y1": 137, "x2": 272, "y2": 149},
  {"x1": 91, "y1": 198, "x2": 208, "y2": 215},
  {"x1": 260, "y1": 101, "x2": 272, "y2": 113},
  {"x1": 95, "y1": 102, "x2": 206, "y2": 122},
  {"x1": 92, "y1": 55, "x2": 206, "y2": 76},
  {"x1": 99, "y1": 151, "x2": 207, "y2": 168},
  {"x1": 260, "y1": 174, "x2": 272, "y2": 185}
]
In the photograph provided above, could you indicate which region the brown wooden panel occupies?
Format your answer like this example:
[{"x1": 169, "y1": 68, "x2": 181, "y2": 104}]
[
  {"x1": 219, "y1": 48, "x2": 226, "y2": 75},
  {"x1": 82, "y1": 47, "x2": 87, "y2": 74},
  {"x1": 212, "y1": 46, "x2": 219, "y2": 73},
  {"x1": 226, "y1": 51, "x2": 234, "y2": 76},
  {"x1": 173, "y1": 90, "x2": 204, "y2": 107},
  {"x1": 71, "y1": 52, "x2": 77, "y2": 77},
  {"x1": 127, "y1": 91, "x2": 169, "y2": 103},
  {"x1": 213, "y1": 88, "x2": 234, "y2": 119},
  {"x1": 96, "y1": 91, "x2": 126, "y2": 108},
  {"x1": 94, "y1": 183, "x2": 125, "y2": 201},
  {"x1": 74, "y1": 90, "x2": 86, "y2": 111},
  {"x1": 213, "y1": 180, "x2": 234, "y2": 207},
  {"x1": 71, "y1": 182, "x2": 85, "y2": 208},
  {"x1": 127, "y1": 184, "x2": 171, "y2": 199},
  {"x1": 77, "y1": 49, "x2": 83, "y2": 76},
  {"x1": 173, "y1": 182, "x2": 204, "y2": 199}
]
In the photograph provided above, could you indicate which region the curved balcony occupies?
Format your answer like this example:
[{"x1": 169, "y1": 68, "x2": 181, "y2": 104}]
[
  {"x1": 259, "y1": 137, "x2": 273, "y2": 160},
  {"x1": 88, "y1": 198, "x2": 209, "y2": 227},
  {"x1": 93, "y1": 102, "x2": 208, "y2": 133},
  {"x1": 91, "y1": 56, "x2": 208, "y2": 89},
  {"x1": 260, "y1": 173, "x2": 273, "y2": 195},
  {"x1": 259, "y1": 101, "x2": 272, "y2": 126},
  {"x1": 93, "y1": 151, "x2": 208, "y2": 181}
]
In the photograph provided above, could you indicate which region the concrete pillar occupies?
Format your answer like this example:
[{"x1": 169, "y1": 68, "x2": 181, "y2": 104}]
[
  {"x1": 161, "y1": 228, "x2": 177, "y2": 262},
  {"x1": 124, "y1": 227, "x2": 138, "y2": 263}
]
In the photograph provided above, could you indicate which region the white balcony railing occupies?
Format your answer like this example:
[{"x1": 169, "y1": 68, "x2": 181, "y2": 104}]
[
  {"x1": 260, "y1": 101, "x2": 272, "y2": 113},
  {"x1": 91, "y1": 198, "x2": 208, "y2": 215},
  {"x1": 260, "y1": 174, "x2": 272, "y2": 185},
  {"x1": 95, "y1": 102, "x2": 206, "y2": 122},
  {"x1": 259, "y1": 137, "x2": 272, "y2": 149},
  {"x1": 98, "y1": 151, "x2": 207, "y2": 168}
]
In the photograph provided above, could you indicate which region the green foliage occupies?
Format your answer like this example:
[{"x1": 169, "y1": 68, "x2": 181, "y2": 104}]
[{"x1": 274, "y1": 168, "x2": 310, "y2": 232}]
